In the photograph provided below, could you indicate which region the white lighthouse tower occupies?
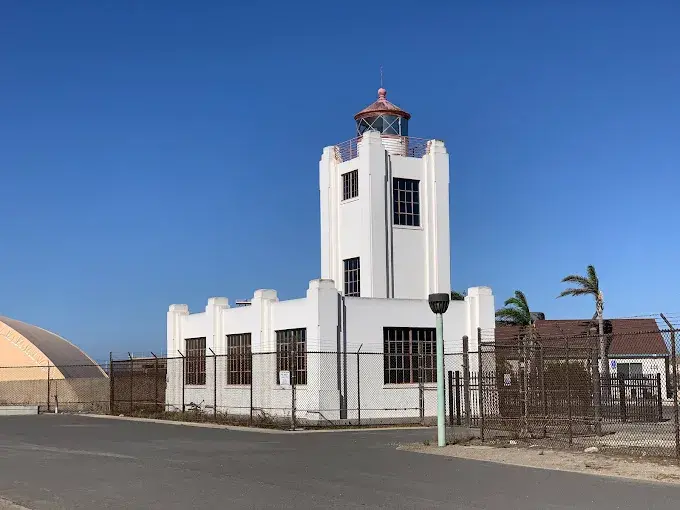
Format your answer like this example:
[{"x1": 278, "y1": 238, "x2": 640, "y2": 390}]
[
  {"x1": 165, "y1": 86, "x2": 495, "y2": 422},
  {"x1": 319, "y1": 88, "x2": 451, "y2": 299}
]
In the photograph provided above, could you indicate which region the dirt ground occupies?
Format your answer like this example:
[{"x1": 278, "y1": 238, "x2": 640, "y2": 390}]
[{"x1": 401, "y1": 442, "x2": 680, "y2": 485}]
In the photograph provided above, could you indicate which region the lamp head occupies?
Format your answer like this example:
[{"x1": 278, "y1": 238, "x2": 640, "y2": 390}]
[{"x1": 428, "y1": 293, "x2": 450, "y2": 315}]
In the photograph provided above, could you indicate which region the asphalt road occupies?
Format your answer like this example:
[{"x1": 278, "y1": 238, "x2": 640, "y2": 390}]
[{"x1": 0, "y1": 415, "x2": 678, "y2": 509}]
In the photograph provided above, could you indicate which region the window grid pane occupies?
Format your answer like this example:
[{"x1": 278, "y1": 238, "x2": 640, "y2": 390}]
[
  {"x1": 185, "y1": 337, "x2": 206, "y2": 386},
  {"x1": 226, "y1": 333, "x2": 252, "y2": 385},
  {"x1": 343, "y1": 257, "x2": 360, "y2": 297},
  {"x1": 392, "y1": 178, "x2": 420, "y2": 227},
  {"x1": 276, "y1": 328, "x2": 307, "y2": 385},
  {"x1": 383, "y1": 328, "x2": 436, "y2": 384},
  {"x1": 342, "y1": 170, "x2": 359, "y2": 201}
]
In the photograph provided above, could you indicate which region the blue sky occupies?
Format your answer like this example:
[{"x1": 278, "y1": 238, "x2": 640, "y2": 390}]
[{"x1": 1, "y1": 1, "x2": 679, "y2": 359}]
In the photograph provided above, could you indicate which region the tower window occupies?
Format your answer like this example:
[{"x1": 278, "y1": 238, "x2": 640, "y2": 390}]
[
  {"x1": 342, "y1": 170, "x2": 359, "y2": 201},
  {"x1": 343, "y1": 257, "x2": 360, "y2": 297},
  {"x1": 393, "y1": 178, "x2": 420, "y2": 226}
]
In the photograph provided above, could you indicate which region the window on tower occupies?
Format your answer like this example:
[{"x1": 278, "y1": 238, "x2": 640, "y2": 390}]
[
  {"x1": 393, "y1": 178, "x2": 420, "y2": 227},
  {"x1": 342, "y1": 170, "x2": 359, "y2": 201},
  {"x1": 343, "y1": 257, "x2": 360, "y2": 297}
]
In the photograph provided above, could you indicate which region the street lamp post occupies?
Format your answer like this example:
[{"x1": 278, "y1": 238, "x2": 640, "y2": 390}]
[{"x1": 428, "y1": 293, "x2": 450, "y2": 447}]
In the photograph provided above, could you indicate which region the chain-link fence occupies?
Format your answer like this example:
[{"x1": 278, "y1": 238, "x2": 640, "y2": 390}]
[
  {"x1": 111, "y1": 351, "x2": 452, "y2": 429},
  {"x1": 0, "y1": 323, "x2": 678, "y2": 460},
  {"x1": 465, "y1": 326, "x2": 680, "y2": 459},
  {"x1": 0, "y1": 364, "x2": 109, "y2": 413}
]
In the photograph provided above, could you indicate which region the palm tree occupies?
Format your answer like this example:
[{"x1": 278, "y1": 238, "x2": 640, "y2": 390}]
[
  {"x1": 496, "y1": 290, "x2": 533, "y2": 327},
  {"x1": 558, "y1": 265, "x2": 607, "y2": 378},
  {"x1": 496, "y1": 290, "x2": 535, "y2": 436},
  {"x1": 450, "y1": 290, "x2": 466, "y2": 301}
]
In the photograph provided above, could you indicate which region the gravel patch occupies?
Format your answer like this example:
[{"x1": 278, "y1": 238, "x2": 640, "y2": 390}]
[{"x1": 401, "y1": 442, "x2": 680, "y2": 485}]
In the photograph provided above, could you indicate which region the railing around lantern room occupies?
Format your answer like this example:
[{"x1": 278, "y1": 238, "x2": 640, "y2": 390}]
[{"x1": 333, "y1": 135, "x2": 432, "y2": 163}]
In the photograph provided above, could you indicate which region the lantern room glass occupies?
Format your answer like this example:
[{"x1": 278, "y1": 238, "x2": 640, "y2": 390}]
[{"x1": 356, "y1": 114, "x2": 408, "y2": 137}]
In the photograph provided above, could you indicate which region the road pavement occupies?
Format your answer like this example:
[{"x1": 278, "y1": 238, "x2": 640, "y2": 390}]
[{"x1": 0, "y1": 415, "x2": 677, "y2": 509}]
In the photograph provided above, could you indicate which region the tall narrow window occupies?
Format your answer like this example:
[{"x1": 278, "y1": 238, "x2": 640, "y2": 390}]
[
  {"x1": 383, "y1": 327, "x2": 436, "y2": 384},
  {"x1": 226, "y1": 333, "x2": 251, "y2": 385},
  {"x1": 393, "y1": 178, "x2": 420, "y2": 226},
  {"x1": 276, "y1": 328, "x2": 307, "y2": 385},
  {"x1": 343, "y1": 257, "x2": 360, "y2": 297},
  {"x1": 185, "y1": 337, "x2": 206, "y2": 385},
  {"x1": 342, "y1": 170, "x2": 359, "y2": 200}
]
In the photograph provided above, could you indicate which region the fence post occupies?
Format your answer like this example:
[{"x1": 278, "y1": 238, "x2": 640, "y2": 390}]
[
  {"x1": 477, "y1": 329, "x2": 485, "y2": 441},
  {"x1": 660, "y1": 314, "x2": 679, "y2": 461},
  {"x1": 565, "y1": 339, "x2": 572, "y2": 447},
  {"x1": 589, "y1": 335, "x2": 602, "y2": 436},
  {"x1": 462, "y1": 336, "x2": 471, "y2": 428},
  {"x1": 522, "y1": 338, "x2": 529, "y2": 436},
  {"x1": 290, "y1": 338, "x2": 296, "y2": 431},
  {"x1": 178, "y1": 350, "x2": 185, "y2": 413},
  {"x1": 448, "y1": 371, "x2": 454, "y2": 425},
  {"x1": 109, "y1": 352, "x2": 115, "y2": 415},
  {"x1": 249, "y1": 351, "x2": 253, "y2": 426},
  {"x1": 539, "y1": 343, "x2": 547, "y2": 438},
  {"x1": 46, "y1": 363, "x2": 51, "y2": 413},
  {"x1": 128, "y1": 354, "x2": 134, "y2": 415},
  {"x1": 618, "y1": 373, "x2": 627, "y2": 423},
  {"x1": 357, "y1": 348, "x2": 362, "y2": 426},
  {"x1": 418, "y1": 336, "x2": 425, "y2": 425},
  {"x1": 455, "y1": 370, "x2": 462, "y2": 425},
  {"x1": 209, "y1": 348, "x2": 217, "y2": 419},
  {"x1": 657, "y1": 373, "x2": 663, "y2": 422},
  {"x1": 152, "y1": 353, "x2": 159, "y2": 412}
]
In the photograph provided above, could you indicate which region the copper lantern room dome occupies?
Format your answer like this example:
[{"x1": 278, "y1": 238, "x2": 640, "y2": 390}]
[{"x1": 354, "y1": 88, "x2": 410, "y2": 137}]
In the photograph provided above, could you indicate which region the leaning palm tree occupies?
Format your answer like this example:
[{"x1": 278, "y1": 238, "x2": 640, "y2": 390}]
[
  {"x1": 496, "y1": 290, "x2": 533, "y2": 327},
  {"x1": 558, "y1": 265, "x2": 607, "y2": 378}
]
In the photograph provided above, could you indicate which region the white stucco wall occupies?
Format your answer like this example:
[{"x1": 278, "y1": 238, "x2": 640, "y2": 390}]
[
  {"x1": 319, "y1": 131, "x2": 451, "y2": 299},
  {"x1": 166, "y1": 281, "x2": 494, "y2": 422}
]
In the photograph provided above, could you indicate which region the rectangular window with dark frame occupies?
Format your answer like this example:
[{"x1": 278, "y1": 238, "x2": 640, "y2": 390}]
[
  {"x1": 617, "y1": 362, "x2": 643, "y2": 378},
  {"x1": 383, "y1": 327, "x2": 436, "y2": 384},
  {"x1": 276, "y1": 328, "x2": 307, "y2": 385},
  {"x1": 342, "y1": 170, "x2": 359, "y2": 201},
  {"x1": 343, "y1": 257, "x2": 360, "y2": 297},
  {"x1": 393, "y1": 178, "x2": 420, "y2": 227},
  {"x1": 226, "y1": 333, "x2": 251, "y2": 385},
  {"x1": 185, "y1": 337, "x2": 206, "y2": 385}
]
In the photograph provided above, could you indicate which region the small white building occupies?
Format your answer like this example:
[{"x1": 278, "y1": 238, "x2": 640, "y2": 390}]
[{"x1": 166, "y1": 88, "x2": 495, "y2": 423}]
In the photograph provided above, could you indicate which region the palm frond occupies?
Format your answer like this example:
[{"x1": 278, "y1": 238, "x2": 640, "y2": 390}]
[
  {"x1": 504, "y1": 297, "x2": 530, "y2": 315},
  {"x1": 586, "y1": 265, "x2": 599, "y2": 291},
  {"x1": 450, "y1": 291, "x2": 465, "y2": 301},
  {"x1": 503, "y1": 290, "x2": 529, "y2": 309},
  {"x1": 560, "y1": 274, "x2": 592, "y2": 288},
  {"x1": 514, "y1": 290, "x2": 529, "y2": 308},
  {"x1": 495, "y1": 307, "x2": 532, "y2": 326},
  {"x1": 497, "y1": 289, "x2": 532, "y2": 325},
  {"x1": 558, "y1": 288, "x2": 593, "y2": 298}
]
